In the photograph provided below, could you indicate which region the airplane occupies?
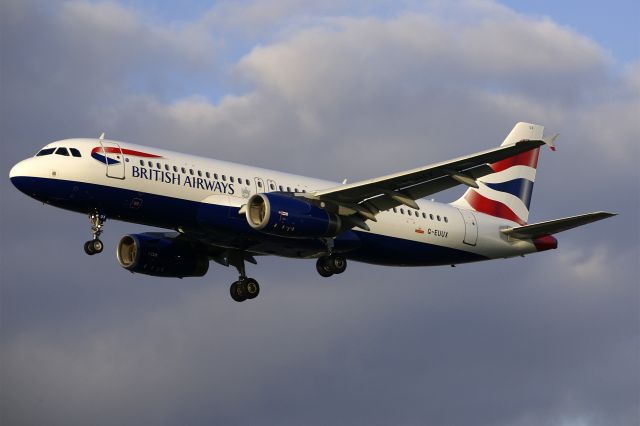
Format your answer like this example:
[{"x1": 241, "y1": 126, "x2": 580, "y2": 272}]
[{"x1": 9, "y1": 122, "x2": 615, "y2": 302}]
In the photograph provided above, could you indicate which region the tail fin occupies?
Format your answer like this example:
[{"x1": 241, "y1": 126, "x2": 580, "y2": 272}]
[{"x1": 451, "y1": 122, "x2": 544, "y2": 225}]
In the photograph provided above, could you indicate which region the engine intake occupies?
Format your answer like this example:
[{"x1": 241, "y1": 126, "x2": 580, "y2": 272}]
[
  {"x1": 117, "y1": 233, "x2": 209, "y2": 278},
  {"x1": 246, "y1": 193, "x2": 341, "y2": 238}
]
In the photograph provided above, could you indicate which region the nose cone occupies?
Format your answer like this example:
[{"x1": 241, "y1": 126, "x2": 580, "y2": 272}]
[{"x1": 9, "y1": 159, "x2": 35, "y2": 195}]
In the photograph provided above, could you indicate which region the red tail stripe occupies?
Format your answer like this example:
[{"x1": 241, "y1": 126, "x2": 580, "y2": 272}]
[
  {"x1": 91, "y1": 147, "x2": 163, "y2": 158},
  {"x1": 465, "y1": 190, "x2": 526, "y2": 225},
  {"x1": 491, "y1": 148, "x2": 540, "y2": 173}
]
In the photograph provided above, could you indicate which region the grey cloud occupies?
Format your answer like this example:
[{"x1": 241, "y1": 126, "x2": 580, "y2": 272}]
[{"x1": 1, "y1": 1, "x2": 638, "y2": 425}]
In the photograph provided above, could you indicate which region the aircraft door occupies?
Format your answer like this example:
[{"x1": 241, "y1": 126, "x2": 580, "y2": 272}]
[
  {"x1": 458, "y1": 209, "x2": 478, "y2": 246},
  {"x1": 98, "y1": 139, "x2": 126, "y2": 180}
]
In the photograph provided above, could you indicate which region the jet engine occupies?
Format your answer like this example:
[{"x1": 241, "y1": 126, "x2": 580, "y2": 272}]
[
  {"x1": 245, "y1": 193, "x2": 341, "y2": 238},
  {"x1": 116, "y1": 233, "x2": 209, "y2": 278}
]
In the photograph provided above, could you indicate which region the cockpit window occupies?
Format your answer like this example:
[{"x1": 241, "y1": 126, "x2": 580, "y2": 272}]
[
  {"x1": 36, "y1": 148, "x2": 55, "y2": 156},
  {"x1": 55, "y1": 147, "x2": 70, "y2": 156},
  {"x1": 69, "y1": 148, "x2": 82, "y2": 157}
]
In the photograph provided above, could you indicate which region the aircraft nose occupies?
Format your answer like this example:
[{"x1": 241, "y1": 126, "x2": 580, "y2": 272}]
[
  {"x1": 9, "y1": 159, "x2": 35, "y2": 195},
  {"x1": 9, "y1": 160, "x2": 25, "y2": 179}
]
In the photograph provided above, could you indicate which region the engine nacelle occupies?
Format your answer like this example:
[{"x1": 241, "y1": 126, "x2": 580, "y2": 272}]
[
  {"x1": 116, "y1": 233, "x2": 209, "y2": 278},
  {"x1": 246, "y1": 193, "x2": 341, "y2": 238}
]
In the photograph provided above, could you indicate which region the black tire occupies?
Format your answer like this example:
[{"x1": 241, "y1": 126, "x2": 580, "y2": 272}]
[
  {"x1": 329, "y1": 255, "x2": 347, "y2": 274},
  {"x1": 84, "y1": 241, "x2": 95, "y2": 255},
  {"x1": 230, "y1": 281, "x2": 246, "y2": 302},
  {"x1": 316, "y1": 257, "x2": 334, "y2": 277},
  {"x1": 244, "y1": 278, "x2": 260, "y2": 300},
  {"x1": 91, "y1": 239, "x2": 104, "y2": 254}
]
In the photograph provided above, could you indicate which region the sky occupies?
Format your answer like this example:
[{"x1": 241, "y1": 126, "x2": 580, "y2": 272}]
[{"x1": 1, "y1": 1, "x2": 639, "y2": 425}]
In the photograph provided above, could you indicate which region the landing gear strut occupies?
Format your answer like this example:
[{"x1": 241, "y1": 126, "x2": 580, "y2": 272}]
[
  {"x1": 84, "y1": 211, "x2": 106, "y2": 255},
  {"x1": 228, "y1": 252, "x2": 260, "y2": 302}
]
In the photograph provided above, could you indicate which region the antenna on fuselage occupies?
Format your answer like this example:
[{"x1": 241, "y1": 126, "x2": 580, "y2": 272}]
[{"x1": 99, "y1": 132, "x2": 105, "y2": 140}]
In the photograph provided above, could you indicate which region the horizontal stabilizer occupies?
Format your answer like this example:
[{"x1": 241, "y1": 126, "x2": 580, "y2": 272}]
[{"x1": 501, "y1": 211, "x2": 616, "y2": 239}]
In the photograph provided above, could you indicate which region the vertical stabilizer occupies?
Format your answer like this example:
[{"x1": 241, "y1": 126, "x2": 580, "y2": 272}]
[{"x1": 451, "y1": 122, "x2": 544, "y2": 225}]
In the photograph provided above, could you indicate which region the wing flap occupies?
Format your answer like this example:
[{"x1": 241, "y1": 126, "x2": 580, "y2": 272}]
[{"x1": 501, "y1": 211, "x2": 616, "y2": 239}]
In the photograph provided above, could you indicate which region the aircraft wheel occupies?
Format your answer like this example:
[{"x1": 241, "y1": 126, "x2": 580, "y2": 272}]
[
  {"x1": 90, "y1": 239, "x2": 104, "y2": 254},
  {"x1": 328, "y1": 255, "x2": 347, "y2": 274},
  {"x1": 244, "y1": 278, "x2": 260, "y2": 300},
  {"x1": 230, "y1": 281, "x2": 247, "y2": 302},
  {"x1": 316, "y1": 257, "x2": 334, "y2": 277},
  {"x1": 84, "y1": 241, "x2": 95, "y2": 255}
]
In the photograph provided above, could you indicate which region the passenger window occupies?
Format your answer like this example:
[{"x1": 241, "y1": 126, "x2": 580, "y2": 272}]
[
  {"x1": 230, "y1": 176, "x2": 234, "y2": 183},
  {"x1": 36, "y1": 148, "x2": 56, "y2": 156},
  {"x1": 269, "y1": 183, "x2": 275, "y2": 190},
  {"x1": 55, "y1": 147, "x2": 69, "y2": 156},
  {"x1": 181, "y1": 167, "x2": 186, "y2": 174},
  {"x1": 189, "y1": 169, "x2": 194, "y2": 175},
  {"x1": 415, "y1": 211, "x2": 419, "y2": 217},
  {"x1": 156, "y1": 163, "x2": 161, "y2": 169},
  {"x1": 258, "y1": 181, "x2": 263, "y2": 188},
  {"x1": 148, "y1": 161, "x2": 153, "y2": 167},
  {"x1": 287, "y1": 186, "x2": 291, "y2": 192},
  {"x1": 246, "y1": 179, "x2": 250, "y2": 185},
  {"x1": 238, "y1": 177, "x2": 242, "y2": 184},
  {"x1": 205, "y1": 172, "x2": 210, "y2": 178},
  {"x1": 140, "y1": 160, "x2": 145, "y2": 166},
  {"x1": 393, "y1": 208, "x2": 397, "y2": 213},
  {"x1": 173, "y1": 166, "x2": 178, "y2": 172},
  {"x1": 69, "y1": 148, "x2": 82, "y2": 157},
  {"x1": 422, "y1": 213, "x2": 427, "y2": 219},
  {"x1": 165, "y1": 164, "x2": 170, "y2": 171},
  {"x1": 430, "y1": 214, "x2": 434, "y2": 220},
  {"x1": 279, "y1": 185, "x2": 284, "y2": 191},
  {"x1": 444, "y1": 217, "x2": 448, "y2": 223},
  {"x1": 437, "y1": 215, "x2": 441, "y2": 221},
  {"x1": 198, "y1": 170, "x2": 202, "y2": 177},
  {"x1": 400, "y1": 208, "x2": 404, "y2": 214},
  {"x1": 221, "y1": 175, "x2": 226, "y2": 181}
]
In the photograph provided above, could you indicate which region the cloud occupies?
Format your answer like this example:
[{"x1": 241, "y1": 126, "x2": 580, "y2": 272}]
[{"x1": 1, "y1": 1, "x2": 638, "y2": 425}]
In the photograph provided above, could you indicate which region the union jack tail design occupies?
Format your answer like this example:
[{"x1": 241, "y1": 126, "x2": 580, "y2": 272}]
[{"x1": 452, "y1": 122, "x2": 545, "y2": 225}]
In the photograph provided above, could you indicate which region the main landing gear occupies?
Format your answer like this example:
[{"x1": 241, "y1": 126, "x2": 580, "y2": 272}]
[
  {"x1": 228, "y1": 252, "x2": 260, "y2": 302},
  {"x1": 84, "y1": 211, "x2": 106, "y2": 255},
  {"x1": 316, "y1": 255, "x2": 347, "y2": 277}
]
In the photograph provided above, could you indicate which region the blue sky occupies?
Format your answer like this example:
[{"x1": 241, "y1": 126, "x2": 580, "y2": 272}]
[{"x1": 1, "y1": 1, "x2": 638, "y2": 425}]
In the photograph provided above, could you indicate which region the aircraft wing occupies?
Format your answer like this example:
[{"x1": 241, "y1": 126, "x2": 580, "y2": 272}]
[
  {"x1": 500, "y1": 211, "x2": 617, "y2": 239},
  {"x1": 309, "y1": 139, "x2": 547, "y2": 222}
]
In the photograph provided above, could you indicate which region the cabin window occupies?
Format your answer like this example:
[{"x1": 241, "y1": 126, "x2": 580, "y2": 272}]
[
  {"x1": 246, "y1": 179, "x2": 250, "y2": 186},
  {"x1": 230, "y1": 176, "x2": 234, "y2": 183},
  {"x1": 36, "y1": 148, "x2": 56, "y2": 156},
  {"x1": 189, "y1": 169, "x2": 194, "y2": 175},
  {"x1": 125, "y1": 158, "x2": 130, "y2": 162},
  {"x1": 181, "y1": 167, "x2": 186, "y2": 174},
  {"x1": 214, "y1": 173, "x2": 218, "y2": 179},
  {"x1": 198, "y1": 170, "x2": 202, "y2": 177},
  {"x1": 257, "y1": 181, "x2": 263, "y2": 188},
  {"x1": 414, "y1": 211, "x2": 419, "y2": 217},
  {"x1": 238, "y1": 177, "x2": 242, "y2": 184},
  {"x1": 422, "y1": 212, "x2": 427, "y2": 219},
  {"x1": 156, "y1": 162, "x2": 161, "y2": 169},
  {"x1": 437, "y1": 215, "x2": 441, "y2": 221},
  {"x1": 205, "y1": 172, "x2": 210, "y2": 178},
  {"x1": 165, "y1": 164, "x2": 170, "y2": 171},
  {"x1": 279, "y1": 185, "x2": 284, "y2": 191},
  {"x1": 148, "y1": 161, "x2": 153, "y2": 167},
  {"x1": 269, "y1": 183, "x2": 275, "y2": 190},
  {"x1": 400, "y1": 208, "x2": 404, "y2": 214},
  {"x1": 140, "y1": 160, "x2": 145, "y2": 166},
  {"x1": 430, "y1": 214, "x2": 434, "y2": 220},
  {"x1": 221, "y1": 175, "x2": 226, "y2": 181},
  {"x1": 55, "y1": 147, "x2": 69, "y2": 156},
  {"x1": 444, "y1": 217, "x2": 448, "y2": 223},
  {"x1": 393, "y1": 208, "x2": 397, "y2": 213},
  {"x1": 69, "y1": 148, "x2": 82, "y2": 157},
  {"x1": 173, "y1": 166, "x2": 178, "y2": 172},
  {"x1": 286, "y1": 186, "x2": 291, "y2": 192}
]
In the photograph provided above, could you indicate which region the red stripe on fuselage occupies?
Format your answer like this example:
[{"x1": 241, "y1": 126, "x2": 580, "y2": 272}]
[
  {"x1": 91, "y1": 147, "x2": 163, "y2": 158},
  {"x1": 464, "y1": 190, "x2": 526, "y2": 225},
  {"x1": 491, "y1": 148, "x2": 540, "y2": 172}
]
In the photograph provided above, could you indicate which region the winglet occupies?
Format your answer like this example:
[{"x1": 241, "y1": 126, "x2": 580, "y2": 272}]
[{"x1": 543, "y1": 133, "x2": 559, "y2": 151}]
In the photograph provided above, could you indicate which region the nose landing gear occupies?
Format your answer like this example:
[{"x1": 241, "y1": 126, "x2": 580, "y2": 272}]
[{"x1": 84, "y1": 211, "x2": 106, "y2": 255}]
